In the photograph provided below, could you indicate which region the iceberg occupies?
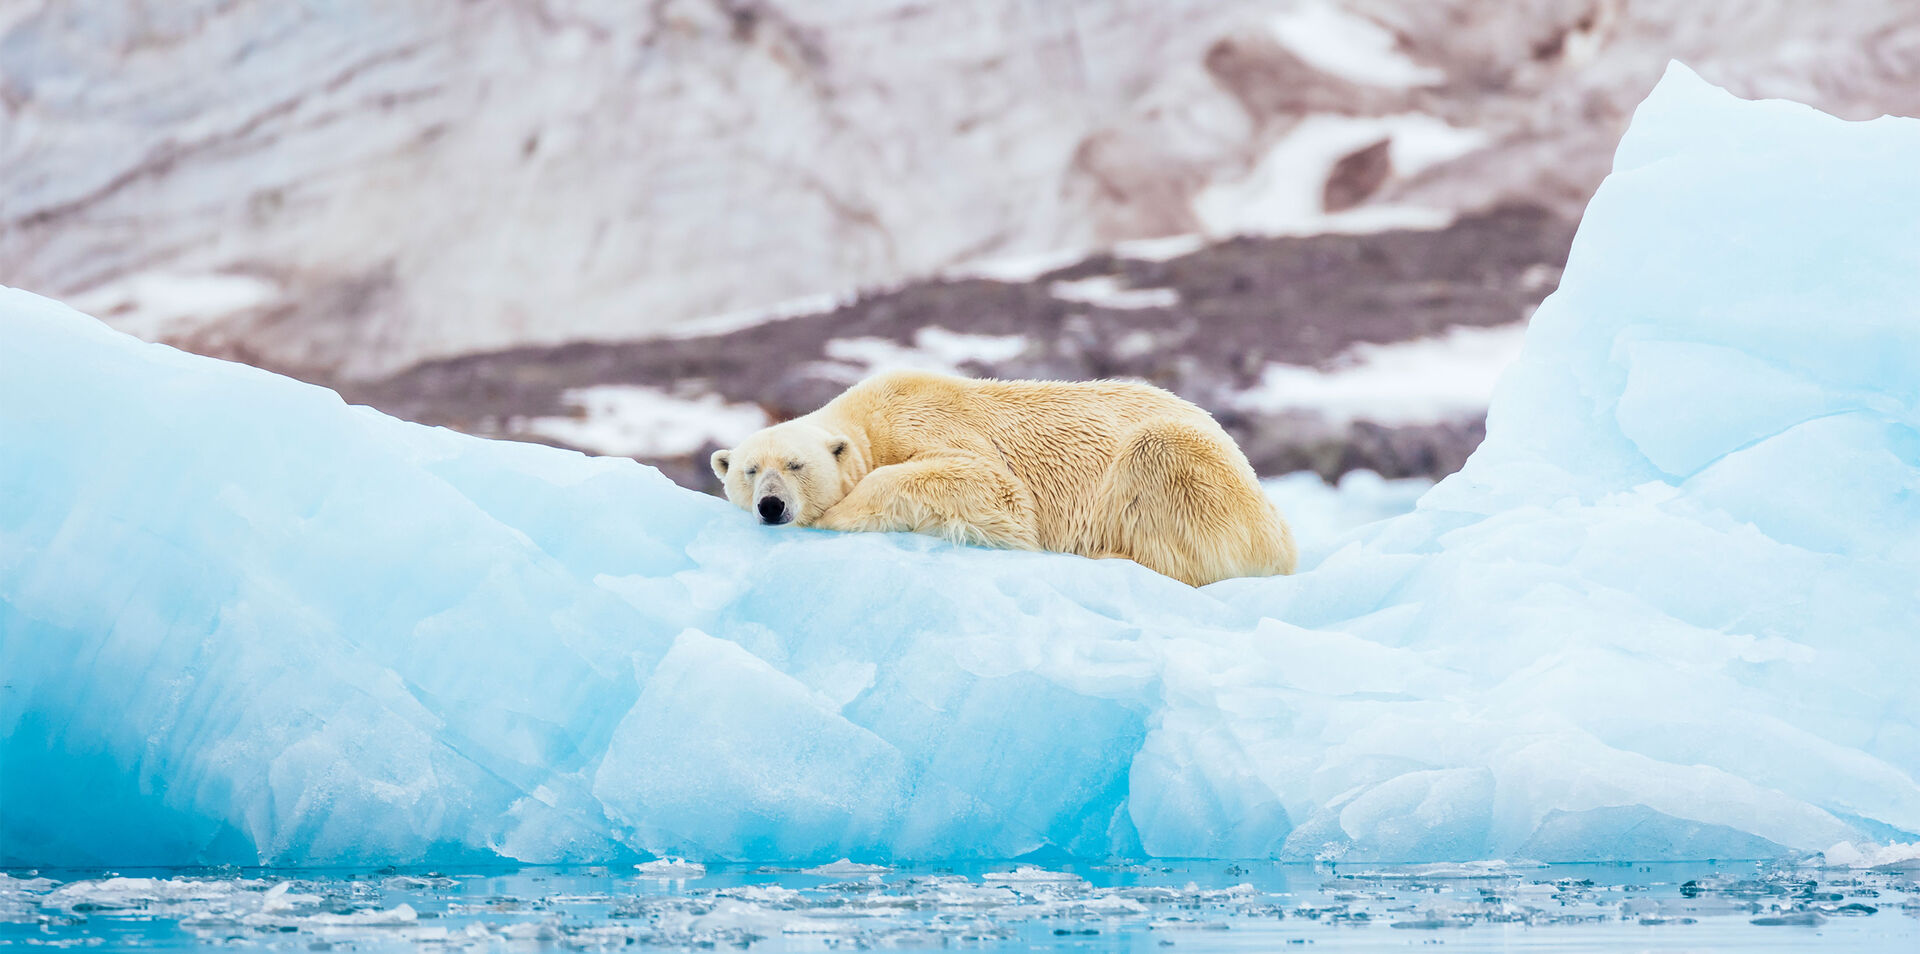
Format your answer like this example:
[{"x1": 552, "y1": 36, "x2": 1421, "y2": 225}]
[{"x1": 3, "y1": 63, "x2": 1918, "y2": 867}]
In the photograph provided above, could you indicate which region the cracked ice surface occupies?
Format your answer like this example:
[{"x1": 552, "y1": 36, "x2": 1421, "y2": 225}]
[{"x1": 2, "y1": 64, "x2": 1919, "y2": 868}]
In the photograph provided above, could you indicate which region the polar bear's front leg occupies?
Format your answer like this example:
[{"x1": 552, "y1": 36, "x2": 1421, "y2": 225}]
[{"x1": 814, "y1": 456, "x2": 1040, "y2": 551}]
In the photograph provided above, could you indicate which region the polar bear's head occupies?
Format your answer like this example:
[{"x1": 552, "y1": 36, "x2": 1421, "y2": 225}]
[{"x1": 711, "y1": 420, "x2": 862, "y2": 526}]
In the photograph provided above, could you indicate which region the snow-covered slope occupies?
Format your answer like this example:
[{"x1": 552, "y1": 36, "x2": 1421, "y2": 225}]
[
  {"x1": 4, "y1": 1, "x2": 1916, "y2": 376},
  {"x1": 3, "y1": 66, "x2": 1919, "y2": 867}
]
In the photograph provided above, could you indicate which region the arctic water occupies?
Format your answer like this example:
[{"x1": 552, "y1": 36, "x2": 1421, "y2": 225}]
[{"x1": 6, "y1": 861, "x2": 1917, "y2": 952}]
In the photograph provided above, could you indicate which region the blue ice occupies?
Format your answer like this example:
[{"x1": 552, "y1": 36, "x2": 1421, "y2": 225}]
[{"x1": 3, "y1": 64, "x2": 1917, "y2": 867}]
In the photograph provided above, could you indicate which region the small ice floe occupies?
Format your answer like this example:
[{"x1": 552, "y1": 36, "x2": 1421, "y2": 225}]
[
  {"x1": 1390, "y1": 912, "x2": 1473, "y2": 930},
  {"x1": 802, "y1": 858, "x2": 893, "y2": 876},
  {"x1": 1147, "y1": 916, "x2": 1231, "y2": 930},
  {"x1": 1355, "y1": 860, "x2": 1545, "y2": 880},
  {"x1": 291, "y1": 903, "x2": 420, "y2": 927},
  {"x1": 636, "y1": 857, "x2": 708, "y2": 878},
  {"x1": 45, "y1": 877, "x2": 254, "y2": 914},
  {"x1": 981, "y1": 866, "x2": 1084, "y2": 884}
]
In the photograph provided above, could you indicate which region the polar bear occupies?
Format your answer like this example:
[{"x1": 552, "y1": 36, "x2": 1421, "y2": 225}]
[{"x1": 710, "y1": 370, "x2": 1295, "y2": 586}]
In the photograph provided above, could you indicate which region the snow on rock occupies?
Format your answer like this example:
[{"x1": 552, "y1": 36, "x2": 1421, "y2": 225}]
[
  {"x1": 1191, "y1": 113, "x2": 1488, "y2": 237},
  {"x1": 1048, "y1": 276, "x2": 1183, "y2": 310},
  {"x1": 8, "y1": 3, "x2": 1915, "y2": 377},
  {"x1": 65, "y1": 271, "x2": 282, "y2": 343},
  {"x1": 521, "y1": 386, "x2": 770, "y2": 459},
  {"x1": 1266, "y1": 2, "x2": 1444, "y2": 89},
  {"x1": 811, "y1": 328, "x2": 1031, "y2": 382},
  {"x1": 3, "y1": 65, "x2": 1919, "y2": 868},
  {"x1": 1234, "y1": 322, "x2": 1528, "y2": 424}
]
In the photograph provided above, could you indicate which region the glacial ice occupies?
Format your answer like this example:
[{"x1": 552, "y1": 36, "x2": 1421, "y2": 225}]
[{"x1": 3, "y1": 63, "x2": 1918, "y2": 867}]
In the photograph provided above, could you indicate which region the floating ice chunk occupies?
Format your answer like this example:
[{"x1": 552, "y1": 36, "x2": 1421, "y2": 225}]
[
  {"x1": 296, "y1": 903, "x2": 420, "y2": 927},
  {"x1": 802, "y1": 859, "x2": 893, "y2": 876},
  {"x1": 981, "y1": 866, "x2": 1084, "y2": 884},
  {"x1": 46, "y1": 877, "x2": 250, "y2": 912},
  {"x1": 635, "y1": 858, "x2": 709, "y2": 878}
]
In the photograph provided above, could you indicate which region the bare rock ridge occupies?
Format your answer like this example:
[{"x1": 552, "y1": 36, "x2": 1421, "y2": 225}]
[
  {"x1": 5, "y1": 1, "x2": 1916, "y2": 378},
  {"x1": 341, "y1": 206, "x2": 1574, "y2": 492}
]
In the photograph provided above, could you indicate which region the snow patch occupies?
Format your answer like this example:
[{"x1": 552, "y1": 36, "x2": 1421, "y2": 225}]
[
  {"x1": 945, "y1": 235, "x2": 1204, "y2": 288},
  {"x1": 1268, "y1": 3, "x2": 1445, "y2": 89},
  {"x1": 520, "y1": 386, "x2": 769, "y2": 458},
  {"x1": 1049, "y1": 275, "x2": 1180, "y2": 310},
  {"x1": 665, "y1": 291, "x2": 853, "y2": 340},
  {"x1": 1112, "y1": 233, "x2": 1208, "y2": 262},
  {"x1": 944, "y1": 247, "x2": 1094, "y2": 284},
  {"x1": 68, "y1": 271, "x2": 280, "y2": 342},
  {"x1": 1194, "y1": 114, "x2": 1489, "y2": 237},
  {"x1": 815, "y1": 327, "x2": 1029, "y2": 381},
  {"x1": 1236, "y1": 322, "x2": 1527, "y2": 424}
]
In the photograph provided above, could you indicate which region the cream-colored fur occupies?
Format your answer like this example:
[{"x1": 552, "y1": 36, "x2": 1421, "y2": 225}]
[{"x1": 711, "y1": 370, "x2": 1296, "y2": 586}]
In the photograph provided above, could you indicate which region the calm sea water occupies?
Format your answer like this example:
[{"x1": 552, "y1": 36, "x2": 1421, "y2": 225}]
[{"x1": 4, "y1": 859, "x2": 1915, "y2": 951}]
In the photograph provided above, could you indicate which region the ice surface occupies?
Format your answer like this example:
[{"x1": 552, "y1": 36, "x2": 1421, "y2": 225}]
[
  {"x1": 1262, "y1": 470, "x2": 1432, "y2": 569},
  {"x1": 3, "y1": 63, "x2": 1919, "y2": 868}
]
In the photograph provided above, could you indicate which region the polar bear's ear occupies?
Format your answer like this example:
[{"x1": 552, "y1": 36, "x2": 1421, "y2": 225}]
[
  {"x1": 710, "y1": 449, "x2": 732, "y2": 480},
  {"x1": 828, "y1": 438, "x2": 849, "y2": 459}
]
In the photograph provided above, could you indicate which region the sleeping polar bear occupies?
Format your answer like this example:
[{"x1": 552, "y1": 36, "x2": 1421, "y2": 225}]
[{"x1": 711, "y1": 370, "x2": 1295, "y2": 586}]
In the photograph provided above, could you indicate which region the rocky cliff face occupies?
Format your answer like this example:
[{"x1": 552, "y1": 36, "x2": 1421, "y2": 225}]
[{"x1": 6, "y1": 1, "x2": 1916, "y2": 380}]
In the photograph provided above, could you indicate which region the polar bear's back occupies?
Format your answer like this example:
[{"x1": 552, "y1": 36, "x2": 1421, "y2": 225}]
[
  {"x1": 827, "y1": 370, "x2": 1267, "y2": 551},
  {"x1": 835, "y1": 369, "x2": 1225, "y2": 460}
]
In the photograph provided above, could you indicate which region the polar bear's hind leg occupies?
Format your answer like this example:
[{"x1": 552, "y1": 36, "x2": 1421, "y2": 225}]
[{"x1": 1097, "y1": 420, "x2": 1296, "y2": 586}]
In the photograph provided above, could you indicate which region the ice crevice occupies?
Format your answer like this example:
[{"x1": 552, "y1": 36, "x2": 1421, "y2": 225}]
[{"x1": 3, "y1": 63, "x2": 1919, "y2": 867}]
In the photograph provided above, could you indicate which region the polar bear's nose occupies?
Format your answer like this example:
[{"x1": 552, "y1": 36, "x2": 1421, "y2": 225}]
[{"x1": 758, "y1": 496, "x2": 790, "y2": 524}]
